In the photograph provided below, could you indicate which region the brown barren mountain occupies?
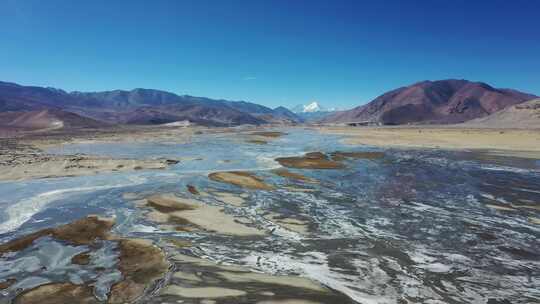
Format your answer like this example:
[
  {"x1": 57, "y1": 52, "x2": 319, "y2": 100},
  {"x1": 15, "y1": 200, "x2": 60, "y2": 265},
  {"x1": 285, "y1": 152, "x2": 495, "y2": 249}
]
[
  {"x1": 323, "y1": 79, "x2": 537, "y2": 125},
  {"x1": 0, "y1": 109, "x2": 105, "y2": 136}
]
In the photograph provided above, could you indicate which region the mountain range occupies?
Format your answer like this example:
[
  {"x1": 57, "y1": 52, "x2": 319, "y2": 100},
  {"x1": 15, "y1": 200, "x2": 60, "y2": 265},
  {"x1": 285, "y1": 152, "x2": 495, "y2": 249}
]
[
  {"x1": 322, "y1": 79, "x2": 537, "y2": 125},
  {"x1": 0, "y1": 79, "x2": 538, "y2": 134},
  {"x1": 0, "y1": 81, "x2": 303, "y2": 130}
]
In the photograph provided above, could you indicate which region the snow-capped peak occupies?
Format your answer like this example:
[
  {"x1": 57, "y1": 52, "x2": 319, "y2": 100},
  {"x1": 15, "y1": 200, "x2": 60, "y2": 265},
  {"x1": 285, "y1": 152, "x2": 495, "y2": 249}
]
[
  {"x1": 292, "y1": 102, "x2": 337, "y2": 113},
  {"x1": 303, "y1": 101, "x2": 324, "y2": 112}
]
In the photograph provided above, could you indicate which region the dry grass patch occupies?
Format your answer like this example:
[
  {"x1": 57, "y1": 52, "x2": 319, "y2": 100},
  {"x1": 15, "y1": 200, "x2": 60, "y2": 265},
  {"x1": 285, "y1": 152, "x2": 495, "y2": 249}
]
[
  {"x1": 0, "y1": 215, "x2": 114, "y2": 255},
  {"x1": 109, "y1": 239, "x2": 169, "y2": 303},
  {"x1": 14, "y1": 283, "x2": 98, "y2": 304},
  {"x1": 250, "y1": 131, "x2": 287, "y2": 138},
  {"x1": 275, "y1": 152, "x2": 344, "y2": 170},
  {"x1": 209, "y1": 171, "x2": 274, "y2": 190},
  {"x1": 146, "y1": 194, "x2": 196, "y2": 213}
]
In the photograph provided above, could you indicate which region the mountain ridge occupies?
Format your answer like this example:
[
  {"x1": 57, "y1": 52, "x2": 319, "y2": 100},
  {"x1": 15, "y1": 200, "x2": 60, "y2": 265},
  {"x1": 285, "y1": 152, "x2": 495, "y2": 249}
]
[
  {"x1": 322, "y1": 79, "x2": 537, "y2": 125},
  {"x1": 0, "y1": 81, "x2": 302, "y2": 127}
]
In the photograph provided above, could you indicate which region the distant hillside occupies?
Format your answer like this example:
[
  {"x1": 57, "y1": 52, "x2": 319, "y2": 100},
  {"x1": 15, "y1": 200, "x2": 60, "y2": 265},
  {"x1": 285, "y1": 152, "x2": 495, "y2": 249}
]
[
  {"x1": 0, "y1": 81, "x2": 301, "y2": 127},
  {"x1": 271, "y1": 106, "x2": 304, "y2": 123},
  {"x1": 0, "y1": 109, "x2": 104, "y2": 132},
  {"x1": 117, "y1": 104, "x2": 266, "y2": 126},
  {"x1": 322, "y1": 79, "x2": 537, "y2": 125},
  {"x1": 463, "y1": 98, "x2": 540, "y2": 129}
]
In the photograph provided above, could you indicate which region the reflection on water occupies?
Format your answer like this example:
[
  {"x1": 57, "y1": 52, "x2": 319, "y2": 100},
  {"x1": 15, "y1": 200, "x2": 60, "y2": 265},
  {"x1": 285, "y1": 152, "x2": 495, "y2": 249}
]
[{"x1": 1, "y1": 129, "x2": 539, "y2": 303}]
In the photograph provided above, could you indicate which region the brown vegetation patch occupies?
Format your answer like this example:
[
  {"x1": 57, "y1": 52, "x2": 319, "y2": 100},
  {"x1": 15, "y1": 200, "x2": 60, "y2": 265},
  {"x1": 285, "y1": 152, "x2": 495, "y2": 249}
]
[
  {"x1": 52, "y1": 216, "x2": 114, "y2": 245},
  {"x1": 143, "y1": 195, "x2": 202, "y2": 231},
  {"x1": 3, "y1": 216, "x2": 169, "y2": 304},
  {"x1": 275, "y1": 152, "x2": 344, "y2": 170},
  {"x1": 146, "y1": 194, "x2": 196, "y2": 213},
  {"x1": 250, "y1": 131, "x2": 286, "y2": 138},
  {"x1": 109, "y1": 239, "x2": 169, "y2": 303},
  {"x1": 209, "y1": 171, "x2": 274, "y2": 190},
  {"x1": 71, "y1": 252, "x2": 91, "y2": 265},
  {"x1": 0, "y1": 278, "x2": 16, "y2": 290},
  {"x1": 0, "y1": 215, "x2": 114, "y2": 255},
  {"x1": 187, "y1": 184, "x2": 200, "y2": 195},
  {"x1": 13, "y1": 283, "x2": 98, "y2": 304},
  {"x1": 247, "y1": 139, "x2": 268, "y2": 145}
]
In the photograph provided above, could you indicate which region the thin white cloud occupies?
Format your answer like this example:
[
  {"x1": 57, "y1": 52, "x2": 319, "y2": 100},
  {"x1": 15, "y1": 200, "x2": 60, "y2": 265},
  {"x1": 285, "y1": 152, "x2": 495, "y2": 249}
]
[{"x1": 243, "y1": 76, "x2": 257, "y2": 81}]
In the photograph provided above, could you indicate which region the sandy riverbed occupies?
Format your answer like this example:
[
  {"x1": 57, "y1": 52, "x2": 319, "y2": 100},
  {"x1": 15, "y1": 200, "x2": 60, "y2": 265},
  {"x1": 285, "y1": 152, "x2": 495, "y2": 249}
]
[
  {"x1": 318, "y1": 126, "x2": 540, "y2": 158},
  {"x1": 0, "y1": 125, "x2": 283, "y2": 182},
  {"x1": 0, "y1": 126, "x2": 209, "y2": 181}
]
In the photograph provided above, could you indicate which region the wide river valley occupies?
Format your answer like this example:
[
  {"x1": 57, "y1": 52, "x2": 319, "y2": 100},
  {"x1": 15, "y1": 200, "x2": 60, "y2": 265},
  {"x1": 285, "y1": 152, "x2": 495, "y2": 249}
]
[{"x1": 0, "y1": 128, "x2": 538, "y2": 304}]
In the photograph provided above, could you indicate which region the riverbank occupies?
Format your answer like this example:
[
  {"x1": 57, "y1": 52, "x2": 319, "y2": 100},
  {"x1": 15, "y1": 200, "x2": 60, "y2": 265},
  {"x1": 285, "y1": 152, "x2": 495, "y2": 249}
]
[
  {"x1": 0, "y1": 126, "x2": 202, "y2": 181},
  {"x1": 0, "y1": 125, "x2": 287, "y2": 182},
  {"x1": 318, "y1": 126, "x2": 540, "y2": 159}
]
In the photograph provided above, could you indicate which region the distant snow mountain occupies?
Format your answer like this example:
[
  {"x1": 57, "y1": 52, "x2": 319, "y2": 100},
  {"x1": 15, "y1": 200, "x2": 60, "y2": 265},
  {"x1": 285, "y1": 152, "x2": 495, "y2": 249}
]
[
  {"x1": 303, "y1": 101, "x2": 324, "y2": 112},
  {"x1": 291, "y1": 102, "x2": 338, "y2": 121},
  {"x1": 292, "y1": 101, "x2": 329, "y2": 113}
]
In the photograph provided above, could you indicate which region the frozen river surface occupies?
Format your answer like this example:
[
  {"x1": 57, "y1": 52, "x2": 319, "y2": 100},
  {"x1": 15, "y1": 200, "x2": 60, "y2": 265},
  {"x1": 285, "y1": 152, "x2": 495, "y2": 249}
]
[{"x1": 0, "y1": 129, "x2": 539, "y2": 304}]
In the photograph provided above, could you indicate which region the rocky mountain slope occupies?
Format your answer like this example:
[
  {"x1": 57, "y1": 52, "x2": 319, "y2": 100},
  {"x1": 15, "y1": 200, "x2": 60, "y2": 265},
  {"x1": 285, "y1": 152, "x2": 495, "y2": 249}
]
[{"x1": 322, "y1": 79, "x2": 537, "y2": 125}]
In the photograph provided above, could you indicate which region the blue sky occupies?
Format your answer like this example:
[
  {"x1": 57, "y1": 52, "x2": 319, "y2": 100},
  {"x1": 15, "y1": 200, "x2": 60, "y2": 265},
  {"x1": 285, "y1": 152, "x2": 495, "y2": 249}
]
[{"x1": 1, "y1": 0, "x2": 539, "y2": 109}]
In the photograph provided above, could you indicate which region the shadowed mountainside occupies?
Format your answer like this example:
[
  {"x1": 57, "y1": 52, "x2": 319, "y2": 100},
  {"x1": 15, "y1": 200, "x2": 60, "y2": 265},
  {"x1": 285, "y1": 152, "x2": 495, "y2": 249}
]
[{"x1": 322, "y1": 79, "x2": 537, "y2": 125}]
